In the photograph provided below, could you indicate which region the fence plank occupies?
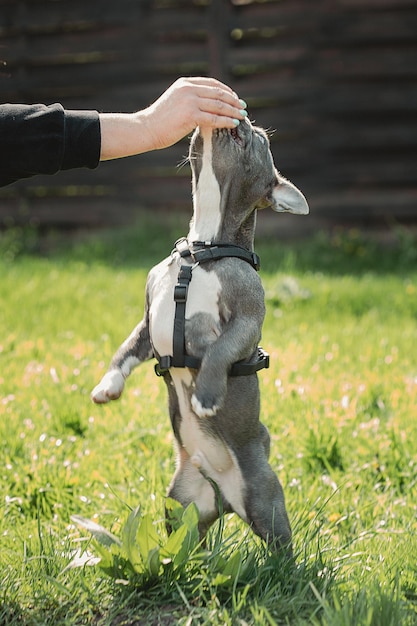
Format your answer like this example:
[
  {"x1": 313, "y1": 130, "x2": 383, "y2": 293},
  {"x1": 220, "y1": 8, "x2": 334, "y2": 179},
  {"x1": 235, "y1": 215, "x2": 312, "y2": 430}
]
[{"x1": 1, "y1": 0, "x2": 416, "y2": 230}]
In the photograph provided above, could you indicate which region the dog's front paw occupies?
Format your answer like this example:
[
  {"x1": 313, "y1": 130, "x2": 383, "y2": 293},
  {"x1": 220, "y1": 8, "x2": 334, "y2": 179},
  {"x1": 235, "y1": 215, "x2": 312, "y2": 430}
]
[
  {"x1": 191, "y1": 393, "x2": 219, "y2": 418},
  {"x1": 91, "y1": 370, "x2": 125, "y2": 404}
]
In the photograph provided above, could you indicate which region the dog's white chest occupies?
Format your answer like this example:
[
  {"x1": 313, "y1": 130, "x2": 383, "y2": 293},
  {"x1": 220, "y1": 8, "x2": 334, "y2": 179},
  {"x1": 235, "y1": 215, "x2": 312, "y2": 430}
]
[
  {"x1": 186, "y1": 265, "x2": 221, "y2": 319},
  {"x1": 149, "y1": 259, "x2": 222, "y2": 359}
]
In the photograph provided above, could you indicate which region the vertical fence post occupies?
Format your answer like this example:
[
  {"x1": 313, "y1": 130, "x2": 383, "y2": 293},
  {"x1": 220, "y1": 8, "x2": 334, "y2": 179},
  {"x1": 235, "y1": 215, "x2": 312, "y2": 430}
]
[{"x1": 207, "y1": 0, "x2": 231, "y2": 82}]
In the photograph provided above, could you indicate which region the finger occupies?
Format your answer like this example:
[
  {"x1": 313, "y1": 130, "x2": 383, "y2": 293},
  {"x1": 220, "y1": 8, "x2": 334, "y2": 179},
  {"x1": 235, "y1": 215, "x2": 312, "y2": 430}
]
[
  {"x1": 195, "y1": 111, "x2": 244, "y2": 130},
  {"x1": 198, "y1": 96, "x2": 247, "y2": 121},
  {"x1": 184, "y1": 76, "x2": 238, "y2": 98},
  {"x1": 197, "y1": 85, "x2": 242, "y2": 107},
  {"x1": 180, "y1": 76, "x2": 245, "y2": 108}
]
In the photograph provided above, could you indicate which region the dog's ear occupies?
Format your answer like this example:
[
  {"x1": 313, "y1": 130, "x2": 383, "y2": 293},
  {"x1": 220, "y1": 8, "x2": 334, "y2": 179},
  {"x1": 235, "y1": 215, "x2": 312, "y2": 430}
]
[{"x1": 271, "y1": 171, "x2": 309, "y2": 215}]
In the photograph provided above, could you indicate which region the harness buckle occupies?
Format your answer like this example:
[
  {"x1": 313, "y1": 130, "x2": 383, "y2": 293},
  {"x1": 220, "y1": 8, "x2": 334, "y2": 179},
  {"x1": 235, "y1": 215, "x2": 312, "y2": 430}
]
[
  {"x1": 174, "y1": 283, "x2": 188, "y2": 302},
  {"x1": 155, "y1": 355, "x2": 172, "y2": 376},
  {"x1": 174, "y1": 265, "x2": 193, "y2": 302},
  {"x1": 175, "y1": 237, "x2": 191, "y2": 258},
  {"x1": 258, "y1": 347, "x2": 270, "y2": 369},
  {"x1": 252, "y1": 252, "x2": 261, "y2": 271}
]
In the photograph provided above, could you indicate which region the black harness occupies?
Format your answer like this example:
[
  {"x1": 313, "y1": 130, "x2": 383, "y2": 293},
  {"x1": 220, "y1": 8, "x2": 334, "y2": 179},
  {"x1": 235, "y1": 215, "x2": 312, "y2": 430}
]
[{"x1": 154, "y1": 238, "x2": 270, "y2": 377}]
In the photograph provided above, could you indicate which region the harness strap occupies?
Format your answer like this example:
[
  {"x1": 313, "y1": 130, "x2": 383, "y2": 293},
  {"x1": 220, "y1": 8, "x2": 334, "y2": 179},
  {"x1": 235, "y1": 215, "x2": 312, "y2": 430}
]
[
  {"x1": 172, "y1": 264, "x2": 193, "y2": 367},
  {"x1": 154, "y1": 238, "x2": 269, "y2": 377},
  {"x1": 155, "y1": 346, "x2": 270, "y2": 377},
  {"x1": 176, "y1": 237, "x2": 261, "y2": 271}
]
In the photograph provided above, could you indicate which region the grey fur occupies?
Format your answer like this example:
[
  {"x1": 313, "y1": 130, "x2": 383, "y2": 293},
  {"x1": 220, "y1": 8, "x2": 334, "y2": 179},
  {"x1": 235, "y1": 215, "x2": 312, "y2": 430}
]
[{"x1": 91, "y1": 119, "x2": 309, "y2": 554}]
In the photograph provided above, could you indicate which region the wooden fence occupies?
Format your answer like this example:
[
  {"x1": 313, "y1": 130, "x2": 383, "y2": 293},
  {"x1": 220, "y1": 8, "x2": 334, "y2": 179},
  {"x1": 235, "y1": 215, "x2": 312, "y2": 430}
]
[{"x1": 1, "y1": 0, "x2": 416, "y2": 232}]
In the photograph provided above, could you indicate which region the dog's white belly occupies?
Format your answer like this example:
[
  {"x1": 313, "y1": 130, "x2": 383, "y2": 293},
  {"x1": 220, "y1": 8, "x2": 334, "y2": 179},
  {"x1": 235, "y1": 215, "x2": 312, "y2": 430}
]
[
  {"x1": 171, "y1": 369, "x2": 248, "y2": 522},
  {"x1": 149, "y1": 261, "x2": 222, "y2": 359},
  {"x1": 149, "y1": 258, "x2": 247, "y2": 520}
]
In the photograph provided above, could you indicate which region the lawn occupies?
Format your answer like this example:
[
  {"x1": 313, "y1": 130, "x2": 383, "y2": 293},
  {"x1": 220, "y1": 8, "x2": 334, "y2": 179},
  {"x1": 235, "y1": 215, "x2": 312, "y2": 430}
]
[{"x1": 1, "y1": 217, "x2": 416, "y2": 625}]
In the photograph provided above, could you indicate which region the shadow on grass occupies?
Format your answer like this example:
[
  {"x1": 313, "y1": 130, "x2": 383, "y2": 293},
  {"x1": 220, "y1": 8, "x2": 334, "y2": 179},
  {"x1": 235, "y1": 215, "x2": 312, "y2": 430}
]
[
  {"x1": 0, "y1": 603, "x2": 25, "y2": 626},
  {"x1": 85, "y1": 517, "x2": 415, "y2": 626},
  {"x1": 96, "y1": 539, "x2": 334, "y2": 626}
]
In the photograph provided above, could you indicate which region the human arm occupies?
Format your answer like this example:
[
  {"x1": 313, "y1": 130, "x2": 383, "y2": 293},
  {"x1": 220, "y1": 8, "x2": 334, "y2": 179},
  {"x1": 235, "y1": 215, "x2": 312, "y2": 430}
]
[
  {"x1": 0, "y1": 102, "x2": 100, "y2": 187},
  {"x1": 99, "y1": 76, "x2": 247, "y2": 160},
  {"x1": 0, "y1": 77, "x2": 246, "y2": 186}
]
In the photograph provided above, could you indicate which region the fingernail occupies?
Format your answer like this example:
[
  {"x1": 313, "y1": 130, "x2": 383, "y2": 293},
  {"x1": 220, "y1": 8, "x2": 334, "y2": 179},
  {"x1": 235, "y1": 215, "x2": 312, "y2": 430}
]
[
  {"x1": 233, "y1": 119, "x2": 240, "y2": 126},
  {"x1": 240, "y1": 109, "x2": 248, "y2": 117},
  {"x1": 239, "y1": 99, "x2": 247, "y2": 109}
]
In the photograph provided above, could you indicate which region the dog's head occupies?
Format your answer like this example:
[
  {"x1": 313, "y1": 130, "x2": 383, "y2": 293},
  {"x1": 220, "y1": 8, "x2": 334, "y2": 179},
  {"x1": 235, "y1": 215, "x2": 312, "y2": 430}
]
[{"x1": 189, "y1": 119, "x2": 308, "y2": 241}]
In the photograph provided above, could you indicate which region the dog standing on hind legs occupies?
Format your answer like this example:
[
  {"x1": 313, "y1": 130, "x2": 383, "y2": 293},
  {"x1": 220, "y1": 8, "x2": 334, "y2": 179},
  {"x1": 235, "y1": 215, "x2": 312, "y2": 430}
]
[{"x1": 91, "y1": 117, "x2": 309, "y2": 555}]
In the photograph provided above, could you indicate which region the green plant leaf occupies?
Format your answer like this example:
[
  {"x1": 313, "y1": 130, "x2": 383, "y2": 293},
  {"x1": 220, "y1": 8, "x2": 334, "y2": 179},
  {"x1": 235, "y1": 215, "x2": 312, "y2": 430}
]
[
  {"x1": 122, "y1": 505, "x2": 144, "y2": 573},
  {"x1": 180, "y1": 504, "x2": 200, "y2": 560},
  {"x1": 136, "y1": 513, "x2": 161, "y2": 563},
  {"x1": 147, "y1": 546, "x2": 161, "y2": 577},
  {"x1": 211, "y1": 553, "x2": 227, "y2": 573},
  {"x1": 181, "y1": 502, "x2": 200, "y2": 531},
  {"x1": 160, "y1": 503, "x2": 201, "y2": 570},
  {"x1": 209, "y1": 551, "x2": 244, "y2": 588},
  {"x1": 63, "y1": 548, "x2": 100, "y2": 571},
  {"x1": 212, "y1": 573, "x2": 232, "y2": 587},
  {"x1": 161, "y1": 524, "x2": 188, "y2": 560},
  {"x1": 71, "y1": 514, "x2": 121, "y2": 548},
  {"x1": 93, "y1": 541, "x2": 127, "y2": 578},
  {"x1": 221, "y1": 550, "x2": 243, "y2": 583},
  {"x1": 165, "y1": 497, "x2": 185, "y2": 532}
]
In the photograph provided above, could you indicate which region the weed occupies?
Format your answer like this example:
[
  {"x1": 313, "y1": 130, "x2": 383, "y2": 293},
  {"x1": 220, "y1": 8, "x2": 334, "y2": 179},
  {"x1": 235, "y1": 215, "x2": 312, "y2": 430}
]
[{"x1": 304, "y1": 428, "x2": 345, "y2": 474}]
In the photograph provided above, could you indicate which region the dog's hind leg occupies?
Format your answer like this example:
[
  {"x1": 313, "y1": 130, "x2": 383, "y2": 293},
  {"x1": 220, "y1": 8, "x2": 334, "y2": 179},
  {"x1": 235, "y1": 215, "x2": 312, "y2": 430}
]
[
  {"x1": 238, "y1": 440, "x2": 292, "y2": 555},
  {"x1": 167, "y1": 447, "x2": 221, "y2": 538},
  {"x1": 247, "y1": 468, "x2": 292, "y2": 554}
]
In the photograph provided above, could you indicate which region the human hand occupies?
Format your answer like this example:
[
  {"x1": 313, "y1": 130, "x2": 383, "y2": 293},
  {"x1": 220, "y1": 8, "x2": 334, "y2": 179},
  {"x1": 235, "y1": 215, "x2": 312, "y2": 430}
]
[
  {"x1": 140, "y1": 76, "x2": 248, "y2": 150},
  {"x1": 99, "y1": 77, "x2": 248, "y2": 160}
]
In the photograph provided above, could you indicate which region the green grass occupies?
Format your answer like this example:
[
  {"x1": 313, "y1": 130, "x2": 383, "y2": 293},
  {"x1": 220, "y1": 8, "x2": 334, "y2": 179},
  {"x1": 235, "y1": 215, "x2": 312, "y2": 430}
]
[{"x1": 1, "y1": 216, "x2": 417, "y2": 625}]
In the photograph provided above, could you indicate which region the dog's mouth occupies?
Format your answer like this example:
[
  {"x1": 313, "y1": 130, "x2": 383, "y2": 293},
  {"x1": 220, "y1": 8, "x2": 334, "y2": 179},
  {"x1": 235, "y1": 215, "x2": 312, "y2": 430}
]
[{"x1": 230, "y1": 125, "x2": 244, "y2": 146}]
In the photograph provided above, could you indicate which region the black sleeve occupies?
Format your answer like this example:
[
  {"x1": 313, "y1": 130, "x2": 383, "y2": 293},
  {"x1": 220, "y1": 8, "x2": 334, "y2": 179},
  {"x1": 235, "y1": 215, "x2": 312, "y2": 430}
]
[{"x1": 0, "y1": 103, "x2": 101, "y2": 187}]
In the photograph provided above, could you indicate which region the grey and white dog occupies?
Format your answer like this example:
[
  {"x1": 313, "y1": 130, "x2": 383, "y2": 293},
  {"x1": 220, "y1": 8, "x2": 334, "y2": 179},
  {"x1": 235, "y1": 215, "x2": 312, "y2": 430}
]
[{"x1": 91, "y1": 118, "x2": 308, "y2": 553}]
